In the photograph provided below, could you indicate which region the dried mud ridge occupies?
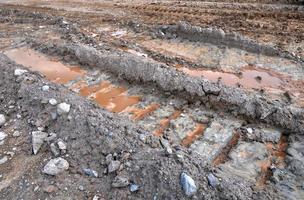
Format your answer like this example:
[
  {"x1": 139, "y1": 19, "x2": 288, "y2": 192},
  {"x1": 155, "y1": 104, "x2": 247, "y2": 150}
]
[
  {"x1": 155, "y1": 21, "x2": 304, "y2": 64},
  {"x1": 32, "y1": 41, "x2": 304, "y2": 135},
  {"x1": 0, "y1": 2, "x2": 304, "y2": 200}
]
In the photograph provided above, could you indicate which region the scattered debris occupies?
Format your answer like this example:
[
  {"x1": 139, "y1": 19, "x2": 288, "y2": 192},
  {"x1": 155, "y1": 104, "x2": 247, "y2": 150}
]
[
  {"x1": 180, "y1": 172, "x2": 197, "y2": 197},
  {"x1": 0, "y1": 156, "x2": 8, "y2": 165},
  {"x1": 57, "y1": 102, "x2": 71, "y2": 115},
  {"x1": 42, "y1": 157, "x2": 69, "y2": 175},
  {"x1": 108, "y1": 160, "x2": 121, "y2": 173},
  {"x1": 130, "y1": 184, "x2": 140, "y2": 192},
  {"x1": 112, "y1": 176, "x2": 129, "y2": 188},
  {"x1": 14, "y1": 68, "x2": 27, "y2": 76},
  {"x1": 12, "y1": 130, "x2": 21, "y2": 137},
  {"x1": 32, "y1": 131, "x2": 48, "y2": 155},
  {"x1": 49, "y1": 98, "x2": 58, "y2": 105},
  {"x1": 0, "y1": 131, "x2": 7, "y2": 141},
  {"x1": 50, "y1": 143, "x2": 60, "y2": 157},
  {"x1": 41, "y1": 85, "x2": 50, "y2": 91},
  {"x1": 207, "y1": 173, "x2": 218, "y2": 188},
  {"x1": 83, "y1": 168, "x2": 98, "y2": 177},
  {"x1": 0, "y1": 114, "x2": 6, "y2": 126}
]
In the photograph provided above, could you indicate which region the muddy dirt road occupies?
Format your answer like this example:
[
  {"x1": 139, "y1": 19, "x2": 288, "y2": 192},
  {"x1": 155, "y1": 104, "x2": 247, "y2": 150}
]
[{"x1": 0, "y1": 0, "x2": 303, "y2": 199}]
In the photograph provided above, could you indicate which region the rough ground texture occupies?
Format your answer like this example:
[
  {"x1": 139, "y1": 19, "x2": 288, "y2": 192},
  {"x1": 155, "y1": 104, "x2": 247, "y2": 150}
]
[{"x1": 0, "y1": 0, "x2": 303, "y2": 200}]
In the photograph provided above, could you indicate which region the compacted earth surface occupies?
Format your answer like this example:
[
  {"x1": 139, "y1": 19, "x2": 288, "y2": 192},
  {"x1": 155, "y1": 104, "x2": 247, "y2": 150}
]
[{"x1": 0, "y1": 0, "x2": 303, "y2": 199}]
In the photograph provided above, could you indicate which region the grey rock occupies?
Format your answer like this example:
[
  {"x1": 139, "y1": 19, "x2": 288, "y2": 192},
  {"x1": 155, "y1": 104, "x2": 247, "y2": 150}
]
[
  {"x1": 112, "y1": 176, "x2": 129, "y2": 188},
  {"x1": 42, "y1": 157, "x2": 69, "y2": 175},
  {"x1": 83, "y1": 168, "x2": 98, "y2": 177},
  {"x1": 207, "y1": 173, "x2": 218, "y2": 188},
  {"x1": 259, "y1": 128, "x2": 282, "y2": 143},
  {"x1": 50, "y1": 143, "x2": 60, "y2": 157},
  {"x1": 0, "y1": 156, "x2": 8, "y2": 165},
  {"x1": 45, "y1": 133, "x2": 57, "y2": 143},
  {"x1": 130, "y1": 184, "x2": 139, "y2": 192},
  {"x1": 180, "y1": 172, "x2": 197, "y2": 197},
  {"x1": 105, "y1": 154, "x2": 113, "y2": 164},
  {"x1": 32, "y1": 131, "x2": 48, "y2": 155},
  {"x1": 108, "y1": 160, "x2": 121, "y2": 173},
  {"x1": 0, "y1": 132, "x2": 7, "y2": 141},
  {"x1": 0, "y1": 114, "x2": 6, "y2": 126},
  {"x1": 57, "y1": 102, "x2": 71, "y2": 115},
  {"x1": 160, "y1": 138, "x2": 173, "y2": 154}
]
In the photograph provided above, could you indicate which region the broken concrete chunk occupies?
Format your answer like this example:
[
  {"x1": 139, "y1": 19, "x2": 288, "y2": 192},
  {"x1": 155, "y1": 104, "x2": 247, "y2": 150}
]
[
  {"x1": 0, "y1": 114, "x2": 6, "y2": 126},
  {"x1": 108, "y1": 160, "x2": 121, "y2": 173},
  {"x1": 180, "y1": 172, "x2": 197, "y2": 197},
  {"x1": 57, "y1": 102, "x2": 71, "y2": 115},
  {"x1": 42, "y1": 157, "x2": 69, "y2": 175},
  {"x1": 0, "y1": 132, "x2": 7, "y2": 141},
  {"x1": 112, "y1": 176, "x2": 129, "y2": 188},
  {"x1": 32, "y1": 131, "x2": 48, "y2": 154},
  {"x1": 14, "y1": 68, "x2": 27, "y2": 76}
]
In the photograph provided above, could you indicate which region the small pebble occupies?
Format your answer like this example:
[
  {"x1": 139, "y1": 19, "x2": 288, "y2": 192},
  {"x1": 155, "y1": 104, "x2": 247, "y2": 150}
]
[
  {"x1": 42, "y1": 85, "x2": 50, "y2": 91},
  {"x1": 49, "y1": 99, "x2": 58, "y2": 106}
]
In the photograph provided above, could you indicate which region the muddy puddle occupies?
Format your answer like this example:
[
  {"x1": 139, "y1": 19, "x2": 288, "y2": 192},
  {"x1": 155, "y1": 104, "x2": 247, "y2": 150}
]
[
  {"x1": 4, "y1": 47, "x2": 140, "y2": 113},
  {"x1": 77, "y1": 81, "x2": 141, "y2": 113},
  {"x1": 180, "y1": 66, "x2": 284, "y2": 90},
  {"x1": 4, "y1": 48, "x2": 85, "y2": 84}
]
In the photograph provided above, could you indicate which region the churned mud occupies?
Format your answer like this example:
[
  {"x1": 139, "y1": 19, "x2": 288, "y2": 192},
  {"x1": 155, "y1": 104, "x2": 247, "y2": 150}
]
[{"x1": 0, "y1": 0, "x2": 303, "y2": 200}]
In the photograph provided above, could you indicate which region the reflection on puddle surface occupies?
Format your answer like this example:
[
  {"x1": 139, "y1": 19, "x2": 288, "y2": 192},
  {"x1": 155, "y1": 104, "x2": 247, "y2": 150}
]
[
  {"x1": 180, "y1": 67, "x2": 283, "y2": 90},
  {"x1": 5, "y1": 48, "x2": 85, "y2": 84},
  {"x1": 77, "y1": 81, "x2": 140, "y2": 113}
]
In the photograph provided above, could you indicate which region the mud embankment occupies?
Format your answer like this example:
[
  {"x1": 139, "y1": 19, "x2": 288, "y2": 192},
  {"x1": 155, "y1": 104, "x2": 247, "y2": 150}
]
[
  {"x1": 155, "y1": 22, "x2": 303, "y2": 63},
  {"x1": 30, "y1": 41, "x2": 304, "y2": 135}
]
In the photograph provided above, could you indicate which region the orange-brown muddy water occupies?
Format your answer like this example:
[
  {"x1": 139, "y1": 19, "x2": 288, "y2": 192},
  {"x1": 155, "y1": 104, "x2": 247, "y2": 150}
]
[
  {"x1": 5, "y1": 48, "x2": 85, "y2": 84},
  {"x1": 181, "y1": 123, "x2": 206, "y2": 147},
  {"x1": 180, "y1": 67, "x2": 283, "y2": 90},
  {"x1": 79, "y1": 81, "x2": 140, "y2": 113}
]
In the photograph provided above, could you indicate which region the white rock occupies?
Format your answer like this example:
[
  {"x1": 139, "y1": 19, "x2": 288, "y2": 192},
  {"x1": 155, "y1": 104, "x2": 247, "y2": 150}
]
[
  {"x1": 42, "y1": 85, "x2": 50, "y2": 91},
  {"x1": 42, "y1": 157, "x2": 69, "y2": 175},
  {"x1": 14, "y1": 69, "x2": 27, "y2": 76},
  {"x1": 57, "y1": 103, "x2": 71, "y2": 115},
  {"x1": 0, "y1": 156, "x2": 8, "y2": 165},
  {"x1": 49, "y1": 99, "x2": 58, "y2": 106},
  {"x1": 247, "y1": 128, "x2": 253, "y2": 134},
  {"x1": 13, "y1": 131, "x2": 21, "y2": 137},
  {"x1": 0, "y1": 132, "x2": 7, "y2": 141},
  {"x1": 0, "y1": 114, "x2": 6, "y2": 126},
  {"x1": 32, "y1": 131, "x2": 48, "y2": 155},
  {"x1": 57, "y1": 139, "x2": 67, "y2": 150}
]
